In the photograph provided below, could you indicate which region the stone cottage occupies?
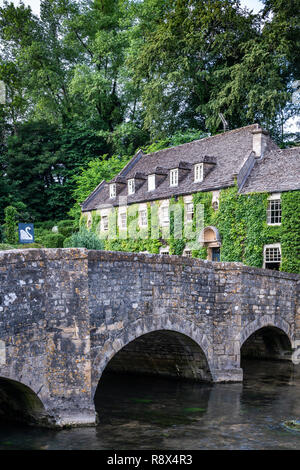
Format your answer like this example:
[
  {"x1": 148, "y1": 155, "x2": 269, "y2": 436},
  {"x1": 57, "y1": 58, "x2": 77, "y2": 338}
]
[{"x1": 80, "y1": 124, "x2": 300, "y2": 272}]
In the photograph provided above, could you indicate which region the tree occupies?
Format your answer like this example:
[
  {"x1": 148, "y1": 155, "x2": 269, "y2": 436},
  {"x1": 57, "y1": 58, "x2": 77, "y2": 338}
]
[
  {"x1": 70, "y1": 153, "x2": 130, "y2": 221},
  {"x1": 3, "y1": 205, "x2": 18, "y2": 244}
]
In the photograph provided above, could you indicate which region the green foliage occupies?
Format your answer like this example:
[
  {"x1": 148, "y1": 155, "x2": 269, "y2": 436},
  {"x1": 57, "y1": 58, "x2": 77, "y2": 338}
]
[
  {"x1": 0, "y1": 0, "x2": 299, "y2": 231},
  {"x1": 0, "y1": 243, "x2": 14, "y2": 250},
  {"x1": 63, "y1": 227, "x2": 104, "y2": 250},
  {"x1": 69, "y1": 154, "x2": 130, "y2": 222},
  {"x1": 57, "y1": 219, "x2": 76, "y2": 238},
  {"x1": 4, "y1": 205, "x2": 18, "y2": 244},
  {"x1": 281, "y1": 191, "x2": 300, "y2": 273},
  {"x1": 84, "y1": 185, "x2": 299, "y2": 274},
  {"x1": 42, "y1": 232, "x2": 65, "y2": 248},
  {"x1": 142, "y1": 129, "x2": 209, "y2": 154}
]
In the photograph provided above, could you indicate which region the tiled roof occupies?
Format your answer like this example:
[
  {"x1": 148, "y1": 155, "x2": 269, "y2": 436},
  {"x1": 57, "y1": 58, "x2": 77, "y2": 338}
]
[
  {"x1": 82, "y1": 124, "x2": 296, "y2": 212},
  {"x1": 240, "y1": 147, "x2": 300, "y2": 194}
]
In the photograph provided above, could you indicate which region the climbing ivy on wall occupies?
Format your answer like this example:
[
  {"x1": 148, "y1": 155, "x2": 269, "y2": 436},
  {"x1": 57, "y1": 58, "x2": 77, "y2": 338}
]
[
  {"x1": 281, "y1": 191, "x2": 300, "y2": 273},
  {"x1": 80, "y1": 187, "x2": 300, "y2": 274}
]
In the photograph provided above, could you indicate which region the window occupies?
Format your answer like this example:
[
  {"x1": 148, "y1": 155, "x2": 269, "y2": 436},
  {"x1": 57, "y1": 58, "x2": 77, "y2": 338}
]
[
  {"x1": 128, "y1": 179, "x2": 135, "y2": 195},
  {"x1": 194, "y1": 163, "x2": 203, "y2": 182},
  {"x1": 110, "y1": 183, "x2": 116, "y2": 198},
  {"x1": 185, "y1": 203, "x2": 194, "y2": 222},
  {"x1": 120, "y1": 212, "x2": 127, "y2": 230},
  {"x1": 148, "y1": 174, "x2": 155, "y2": 191},
  {"x1": 170, "y1": 169, "x2": 178, "y2": 187},
  {"x1": 183, "y1": 248, "x2": 192, "y2": 258},
  {"x1": 102, "y1": 215, "x2": 108, "y2": 231},
  {"x1": 267, "y1": 196, "x2": 281, "y2": 225},
  {"x1": 139, "y1": 209, "x2": 148, "y2": 228},
  {"x1": 161, "y1": 206, "x2": 169, "y2": 226},
  {"x1": 264, "y1": 244, "x2": 281, "y2": 270},
  {"x1": 212, "y1": 200, "x2": 219, "y2": 211}
]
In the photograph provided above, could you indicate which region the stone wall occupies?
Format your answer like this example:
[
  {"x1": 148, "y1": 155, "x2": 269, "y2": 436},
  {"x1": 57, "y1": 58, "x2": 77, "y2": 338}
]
[
  {"x1": 0, "y1": 248, "x2": 95, "y2": 427},
  {"x1": 88, "y1": 250, "x2": 299, "y2": 389},
  {"x1": 0, "y1": 248, "x2": 299, "y2": 428}
]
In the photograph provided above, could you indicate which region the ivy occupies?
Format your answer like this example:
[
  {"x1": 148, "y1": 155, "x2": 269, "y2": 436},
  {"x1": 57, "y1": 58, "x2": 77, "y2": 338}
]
[
  {"x1": 4, "y1": 206, "x2": 18, "y2": 245},
  {"x1": 281, "y1": 191, "x2": 300, "y2": 273},
  {"x1": 82, "y1": 187, "x2": 300, "y2": 273}
]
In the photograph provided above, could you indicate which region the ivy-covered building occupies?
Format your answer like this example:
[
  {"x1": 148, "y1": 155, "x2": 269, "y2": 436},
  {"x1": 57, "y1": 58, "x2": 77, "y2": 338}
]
[{"x1": 81, "y1": 124, "x2": 300, "y2": 273}]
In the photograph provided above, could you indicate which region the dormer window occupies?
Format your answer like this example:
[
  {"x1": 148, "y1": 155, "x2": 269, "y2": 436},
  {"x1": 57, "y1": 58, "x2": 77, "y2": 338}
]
[
  {"x1": 194, "y1": 163, "x2": 203, "y2": 182},
  {"x1": 110, "y1": 183, "x2": 116, "y2": 198},
  {"x1": 170, "y1": 169, "x2": 178, "y2": 187},
  {"x1": 128, "y1": 178, "x2": 135, "y2": 195},
  {"x1": 148, "y1": 174, "x2": 155, "y2": 191}
]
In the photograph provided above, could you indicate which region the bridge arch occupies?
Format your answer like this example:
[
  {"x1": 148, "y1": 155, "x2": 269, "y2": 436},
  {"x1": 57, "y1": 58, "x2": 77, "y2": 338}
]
[
  {"x1": 238, "y1": 315, "x2": 292, "y2": 347},
  {"x1": 237, "y1": 315, "x2": 293, "y2": 363},
  {"x1": 0, "y1": 376, "x2": 49, "y2": 426},
  {"x1": 91, "y1": 314, "x2": 213, "y2": 396}
]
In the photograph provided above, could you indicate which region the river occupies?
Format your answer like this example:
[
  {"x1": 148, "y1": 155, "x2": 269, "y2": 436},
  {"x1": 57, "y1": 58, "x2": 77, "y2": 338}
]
[{"x1": 0, "y1": 359, "x2": 300, "y2": 450}]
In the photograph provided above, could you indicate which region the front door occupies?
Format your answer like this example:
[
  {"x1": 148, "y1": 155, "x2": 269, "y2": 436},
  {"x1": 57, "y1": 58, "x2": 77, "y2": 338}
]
[{"x1": 212, "y1": 247, "x2": 220, "y2": 262}]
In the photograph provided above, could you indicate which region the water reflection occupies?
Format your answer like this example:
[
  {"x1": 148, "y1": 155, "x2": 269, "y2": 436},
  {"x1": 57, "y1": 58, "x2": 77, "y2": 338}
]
[{"x1": 0, "y1": 360, "x2": 300, "y2": 450}]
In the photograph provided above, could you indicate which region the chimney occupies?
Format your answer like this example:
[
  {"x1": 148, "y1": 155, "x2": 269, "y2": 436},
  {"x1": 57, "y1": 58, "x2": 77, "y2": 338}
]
[{"x1": 252, "y1": 125, "x2": 269, "y2": 158}]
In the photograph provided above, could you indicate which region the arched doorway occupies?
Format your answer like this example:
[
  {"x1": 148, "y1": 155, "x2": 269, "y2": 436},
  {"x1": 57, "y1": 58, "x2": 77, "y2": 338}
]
[{"x1": 199, "y1": 226, "x2": 221, "y2": 261}]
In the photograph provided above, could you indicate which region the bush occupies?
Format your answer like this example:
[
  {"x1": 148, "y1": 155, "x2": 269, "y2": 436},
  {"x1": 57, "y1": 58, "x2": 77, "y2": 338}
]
[
  {"x1": 57, "y1": 219, "x2": 76, "y2": 238},
  {"x1": 42, "y1": 233, "x2": 65, "y2": 248},
  {"x1": 0, "y1": 243, "x2": 15, "y2": 250},
  {"x1": 4, "y1": 206, "x2": 18, "y2": 244},
  {"x1": 63, "y1": 228, "x2": 104, "y2": 250},
  {"x1": 34, "y1": 220, "x2": 58, "y2": 230}
]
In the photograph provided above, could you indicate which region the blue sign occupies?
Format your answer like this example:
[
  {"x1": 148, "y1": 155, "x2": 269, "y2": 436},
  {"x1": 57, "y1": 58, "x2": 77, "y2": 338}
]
[{"x1": 18, "y1": 223, "x2": 35, "y2": 244}]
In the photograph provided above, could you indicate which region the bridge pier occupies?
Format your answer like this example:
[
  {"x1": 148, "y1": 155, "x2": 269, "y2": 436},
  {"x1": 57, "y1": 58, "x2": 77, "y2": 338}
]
[
  {"x1": 42, "y1": 401, "x2": 97, "y2": 429},
  {"x1": 211, "y1": 368, "x2": 243, "y2": 383}
]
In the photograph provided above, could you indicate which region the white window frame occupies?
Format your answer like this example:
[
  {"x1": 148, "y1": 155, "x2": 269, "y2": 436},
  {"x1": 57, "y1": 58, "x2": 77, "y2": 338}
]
[
  {"x1": 170, "y1": 169, "x2": 178, "y2": 187},
  {"x1": 263, "y1": 243, "x2": 281, "y2": 269},
  {"x1": 128, "y1": 178, "x2": 135, "y2": 195},
  {"x1": 185, "y1": 202, "x2": 194, "y2": 222},
  {"x1": 194, "y1": 163, "x2": 203, "y2": 182},
  {"x1": 183, "y1": 248, "x2": 192, "y2": 258},
  {"x1": 160, "y1": 246, "x2": 170, "y2": 255},
  {"x1": 101, "y1": 215, "x2": 109, "y2": 231},
  {"x1": 119, "y1": 211, "x2": 127, "y2": 230},
  {"x1": 161, "y1": 205, "x2": 169, "y2": 226},
  {"x1": 110, "y1": 183, "x2": 116, "y2": 199},
  {"x1": 267, "y1": 193, "x2": 281, "y2": 225},
  {"x1": 148, "y1": 174, "x2": 155, "y2": 191},
  {"x1": 139, "y1": 209, "x2": 148, "y2": 228}
]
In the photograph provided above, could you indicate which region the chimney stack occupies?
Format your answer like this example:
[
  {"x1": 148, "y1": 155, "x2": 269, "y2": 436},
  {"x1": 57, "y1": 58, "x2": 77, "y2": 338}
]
[{"x1": 252, "y1": 125, "x2": 269, "y2": 158}]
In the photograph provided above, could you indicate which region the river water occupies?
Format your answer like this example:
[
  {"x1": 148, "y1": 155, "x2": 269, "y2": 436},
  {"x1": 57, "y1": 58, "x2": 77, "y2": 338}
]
[{"x1": 1, "y1": 359, "x2": 300, "y2": 450}]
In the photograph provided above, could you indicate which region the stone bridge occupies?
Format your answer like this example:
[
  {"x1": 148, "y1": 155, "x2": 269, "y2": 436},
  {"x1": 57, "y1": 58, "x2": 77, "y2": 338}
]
[{"x1": 0, "y1": 248, "x2": 299, "y2": 428}]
